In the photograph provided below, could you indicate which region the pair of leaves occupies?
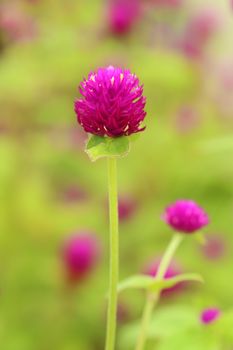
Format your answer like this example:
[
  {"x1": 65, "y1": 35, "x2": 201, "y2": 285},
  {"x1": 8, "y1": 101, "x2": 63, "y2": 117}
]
[
  {"x1": 117, "y1": 273, "x2": 203, "y2": 294},
  {"x1": 85, "y1": 135, "x2": 130, "y2": 161}
]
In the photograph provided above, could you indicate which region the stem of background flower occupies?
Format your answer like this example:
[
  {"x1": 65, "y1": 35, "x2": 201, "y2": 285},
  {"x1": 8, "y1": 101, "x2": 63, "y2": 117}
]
[
  {"x1": 105, "y1": 157, "x2": 119, "y2": 350},
  {"x1": 135, "y1": 233, "x2": 184, "y2": 350}
]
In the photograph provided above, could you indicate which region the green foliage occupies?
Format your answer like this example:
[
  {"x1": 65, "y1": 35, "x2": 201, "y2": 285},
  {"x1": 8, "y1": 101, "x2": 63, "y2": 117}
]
[
  {"x1": 85, "y1": 135, "x2": 130, "y2": 161},
  {"x1": 118, "y1": 273, "x2": 203, "y2": 293},
  {"x1": 119, "y1": 305, "x2": 231, "y2": 349}
]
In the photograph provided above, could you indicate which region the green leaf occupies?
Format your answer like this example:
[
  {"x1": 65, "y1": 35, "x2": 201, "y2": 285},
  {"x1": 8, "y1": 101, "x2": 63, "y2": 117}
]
[
  {"x1": 117, "y1": 273, "x2": 203, "y2": 294},
  {"x1": 157, "y1": 330, "x2": 219, "y2": 350},
  {"x1": 128, "y1": 133, "x2": 141, "y2": 142},
  {"x1": 119, "y1": 305, "x2": 200, "y2": 349},
  {"x1": 149, "y1": 273, "x2": 204, "y2": 292},
  {"x1": 117, "y1": 275, "x2": 155, "y2": 293},
  {"x1": 86, "y1": 135, "x2": 105, "y2": 150},
  {"x1": 85, "y1": 135, "x2": 130, "y2": 161}
]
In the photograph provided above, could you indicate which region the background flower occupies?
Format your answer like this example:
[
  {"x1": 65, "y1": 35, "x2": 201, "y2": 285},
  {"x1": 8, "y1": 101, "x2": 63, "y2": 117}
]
[
  {"x1": 200, "y1": 308, "x2": 221, "y2": 324},
  {"x1": 163, "y1": 200, "x2": 209, "y2": 234},
  {"x1": 61, "y1": 232, "x2": 101, "y2": 285}
]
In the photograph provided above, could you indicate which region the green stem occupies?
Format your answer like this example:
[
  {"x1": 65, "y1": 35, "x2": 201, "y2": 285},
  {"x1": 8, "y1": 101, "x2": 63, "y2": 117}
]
[
  {"x1": 135, "y1": 233, "x2": 183, "y2": 350},
  {"x1": 105, "y1": 157, "x2": 119, "y2": 350}
]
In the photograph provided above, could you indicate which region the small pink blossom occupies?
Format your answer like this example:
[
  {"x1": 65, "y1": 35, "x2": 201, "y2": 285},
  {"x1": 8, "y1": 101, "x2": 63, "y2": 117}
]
[
  {"x1": 118, "y1": 195, "x2": 137, "y2": 222},
  {"x1": 108, "y1": 0, "x2": 141, "y2": 36},
  {"x1": 201, "y1": 234, "x2": 226, "y2": 260},
  {"x1": 163, "y1": 200, "x2": 209, "y2": 234},
  {"x1": 200, "y1": 308, "x2": 221, "y2": 324},
  {"x1": 175, "y1": 106, "x2": 200, "y2": 134},
  {"x1": 180, "y1": 9, "x2": 220, "y2": 60},
  {"x1": 60, "y1": 185, "x2": 88, "y2": 204},
  {"x1": 0, "y1": 5, "x2": 37, "y2": 42},
  {"x1": 62, "y1": 232, "x2": 101, "y2": 285}
]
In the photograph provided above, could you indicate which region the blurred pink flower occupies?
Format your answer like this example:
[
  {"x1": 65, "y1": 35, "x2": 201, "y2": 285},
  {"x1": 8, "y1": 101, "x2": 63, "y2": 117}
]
[
  {"x1": 201, "y1": 234, "x2": 226, "y2": 260},
  {"x1": 144, "y1": 258, "x2": 185, "y2": 296},
  {"x1": 108, "y1": 0, "x2": 141, "y2": 36},
  {"x1": 117, "y1": 302, "x2": 131, "y2": 323},
  {"x1": 118, "y1": 195, "x2": 138, "y2": 222},
  {"x1": 62, "y1": 232, "x2": 101, "y2": 285},
  {"x1": 175, "y1": 106, "x2": 200, "y2": 134},
  {"x1": 180, "y1": 9, "x2": 220, "y2": 59},
  {"x1": 200, "y1": 308, "x2": 221, "y2": 324},
  {"x1": 60, "y1": 185, "x2": 88, "y2": 204},
  {"x1": 162, "y1": 200, "x2": 209, "y2": 234},
  {"x1": 0, "y1": 5, "x2": 37, "y2": 42}
]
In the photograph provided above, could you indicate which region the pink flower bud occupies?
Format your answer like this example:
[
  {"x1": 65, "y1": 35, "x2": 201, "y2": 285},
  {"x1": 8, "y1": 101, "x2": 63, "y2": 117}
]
[
  {"x1": 200, "y1": 308, "x2": 221, "y2": 324},
  {"x1": 62, "y1": 232, "x2": 101, "y2": 285},
  {"x1": 163, "y1": 200, "x2": 209, "y2": 234}
]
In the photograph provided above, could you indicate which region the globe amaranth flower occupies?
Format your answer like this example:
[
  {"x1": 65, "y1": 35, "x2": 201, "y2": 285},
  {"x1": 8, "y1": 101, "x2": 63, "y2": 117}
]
[
  {"x1": 0, "y1": 5, "x2": 37, "y2": 42},
  {"x1": 60, "y1": 184, "x2": 88, "y2": 204},
  {"x1": 201, "y1": 234, "x2": 226, "y2": 260},
  {"x1": 62, "y1": 232, "x2": 101, "y2": 284},
  {"x1": 108, "y1": 0, "x2": 141, "y2": 36},
  {"x1": 144, "y1": 258, "x2": 185, "y2": 296},
  {"x1": 180, "y1": 9, "x2": 219, "y2": 60},
  {"x1": 74, "y1": 66, "x2": 146, "y2": 138},
  {"x1": 200, "y1": 308, "x2": 221, "y2": 324},
  {"x1": 163, "y1": 200, "x2": 209, "y2": 234},
  {"x1": 118, "y1": 195, "x2": 138, "y2": 222}
]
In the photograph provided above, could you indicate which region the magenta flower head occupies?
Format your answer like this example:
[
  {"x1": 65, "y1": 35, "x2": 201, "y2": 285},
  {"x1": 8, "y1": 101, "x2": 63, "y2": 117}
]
[
  {"x1": 181, "y1": 9, "x2": 220, "y2": 60},
  {"x1": 200, "y1": 308, "x2": 221, "y2": 324},
  {"x1": 201, "y1": 234, "x2": 226, "y2": 260},
  {"x1": 62, "y1": 232, "x2": 101, "y2": 285},
  {"x1": 118, "y1": 195, "x2": 137, "y2": 222},
  {"x1": 0, "y1": 5, "x2": 37, "y2": 42},
  {"x1": 108, "y1": 0, "x2": 141, "y2": 36},
  {"x1": 188, "y1": 9, "x2": 220, "y2": 45},
  {"x1": 163, "y1": 200, "x2": 209, "y2": 234},
  {"x1": 145, "y1": 258, "x2": 184, "y2": 296},
  {"x1": 74, "y1": 66, "x2": 146, "y2": 138}
]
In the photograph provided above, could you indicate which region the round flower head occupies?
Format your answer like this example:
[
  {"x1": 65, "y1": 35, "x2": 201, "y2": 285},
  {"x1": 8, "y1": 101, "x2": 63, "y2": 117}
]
[
  {"x1": 60, "y1": 184, "x2": 88, "y2": 204},
  {"x1": 0, "y1": 5, "x2": 37, "y2": 42},
  {"x1": 163, "y1": 200, "x2": 209, "y2": 234},
  {"x1": 175, "y1": 106, "x2": 199, "y2": 134},
  {"x1": 118, "y1": 195, "x2": 137, "y2": 222},
  {"x1": 181, "y1": 9, "x2": 220, "y2": 60},
  {"x1": 200, "y1": 308, "x2": 221, "y2": 324},
  {"x1": 74, "y1": 66, "x2": 146, "y2": 138},
  {"x1": 188, "y1": 9, "x2": 220, "y2": 45},
  {"x1": 62, "y1": 232, "x2": 101, "y2": 285},
  {"x1": 201, "y1": 234, "x2": 226, "y2": 260},
  {"x1": 109, "y1": 0, "x2": 141, "y2": 36},
  {"x1": 145, "y1": 258, "x2": 184, "y2": 296}
]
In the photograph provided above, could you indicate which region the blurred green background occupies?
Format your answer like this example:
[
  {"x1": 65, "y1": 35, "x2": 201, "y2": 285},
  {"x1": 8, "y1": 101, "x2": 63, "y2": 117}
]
[{"x1": 0, "y1": 0, "x2": 233, "y2": 349}]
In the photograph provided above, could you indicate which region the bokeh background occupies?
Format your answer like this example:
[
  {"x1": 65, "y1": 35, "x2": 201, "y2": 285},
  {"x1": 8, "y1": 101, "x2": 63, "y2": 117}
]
[{"x1": 0, "y1": 0, "x2": 233, "y2": 349}]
